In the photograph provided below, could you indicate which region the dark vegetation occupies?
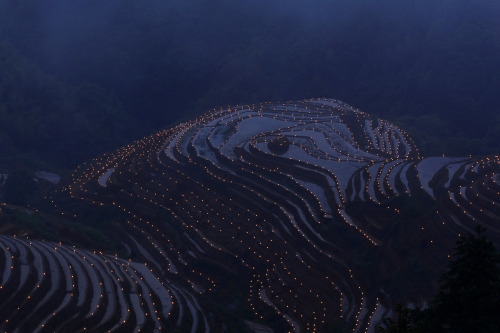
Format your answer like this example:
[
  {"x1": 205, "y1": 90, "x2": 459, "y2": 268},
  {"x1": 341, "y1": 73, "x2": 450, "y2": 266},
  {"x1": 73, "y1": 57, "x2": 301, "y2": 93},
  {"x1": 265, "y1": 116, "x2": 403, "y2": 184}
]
[
  {"x1": 1, "y1": 0, "x2": 499, "y2": 173},
  {"x1": 267, "y1": 136, "x2": 290, "y2": 155},
  {"x1": 378, "y1": 226, "x2": 500, "y2": 333},
  {"x1": 0, "y1": 165, "x2": 127, "y2": 251},
  {"x1": 0, "y1": 205, "x2": 122, "y2": 252}
]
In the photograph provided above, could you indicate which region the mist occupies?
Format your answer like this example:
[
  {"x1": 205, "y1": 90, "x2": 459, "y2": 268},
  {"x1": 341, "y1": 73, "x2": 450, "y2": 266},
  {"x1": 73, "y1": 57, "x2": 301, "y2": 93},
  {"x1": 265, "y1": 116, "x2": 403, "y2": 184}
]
[{"x1": 1, "y1": 0, "x2": 499, "y2": 168}]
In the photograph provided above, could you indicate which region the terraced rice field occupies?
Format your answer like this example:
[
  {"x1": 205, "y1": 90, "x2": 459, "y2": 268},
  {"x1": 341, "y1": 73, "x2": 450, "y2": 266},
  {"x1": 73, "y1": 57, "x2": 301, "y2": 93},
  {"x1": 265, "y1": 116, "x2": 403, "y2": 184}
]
[
  {"x1": 3, "y1": 98, "x2": 500, "y2": 332},
  {"x1": 0, "y1": 234, "x2": 208, "y2": 332}
]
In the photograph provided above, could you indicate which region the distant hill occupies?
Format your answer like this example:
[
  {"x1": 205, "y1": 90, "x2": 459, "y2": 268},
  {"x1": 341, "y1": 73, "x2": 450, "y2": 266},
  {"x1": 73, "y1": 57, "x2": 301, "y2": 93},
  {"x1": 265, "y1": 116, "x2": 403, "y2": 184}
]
[
  {"x1": 1, "y1": 0, "x2": 500, "y2": 172},
  {"x1": 2, "y1": 98, "x2": 498, "y2": 332}
]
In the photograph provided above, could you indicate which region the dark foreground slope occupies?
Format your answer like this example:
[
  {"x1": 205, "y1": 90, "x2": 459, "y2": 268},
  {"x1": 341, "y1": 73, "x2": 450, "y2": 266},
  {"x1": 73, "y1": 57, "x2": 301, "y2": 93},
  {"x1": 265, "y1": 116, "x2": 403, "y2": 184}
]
[{"x1": 2, "y1": 98, "x2": 500, "y2": 332}]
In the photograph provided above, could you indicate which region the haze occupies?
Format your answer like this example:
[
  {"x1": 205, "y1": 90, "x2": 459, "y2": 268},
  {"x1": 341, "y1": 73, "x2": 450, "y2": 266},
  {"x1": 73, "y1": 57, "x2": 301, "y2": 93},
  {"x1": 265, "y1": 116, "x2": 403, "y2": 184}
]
[{"x1": 0, "y1": 0, "x2": 499, "y2": 168}]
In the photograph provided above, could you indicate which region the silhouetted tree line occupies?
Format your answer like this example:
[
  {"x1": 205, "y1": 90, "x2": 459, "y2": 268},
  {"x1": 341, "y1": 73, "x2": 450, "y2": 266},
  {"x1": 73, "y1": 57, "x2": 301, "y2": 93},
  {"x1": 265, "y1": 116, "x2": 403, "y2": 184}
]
[
  {"x1": 0, "y1": 0, "x2": 499, "y2": 168},
  {"x1": 378, "y1": 226, "x2": 500, "y2": 333}
]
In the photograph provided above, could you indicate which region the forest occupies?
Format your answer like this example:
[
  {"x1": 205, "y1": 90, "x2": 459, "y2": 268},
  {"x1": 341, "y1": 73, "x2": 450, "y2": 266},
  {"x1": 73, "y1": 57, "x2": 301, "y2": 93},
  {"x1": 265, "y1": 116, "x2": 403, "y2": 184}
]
[{"x1": 1, "y1": 0, "x2": 500, "y2": 170}]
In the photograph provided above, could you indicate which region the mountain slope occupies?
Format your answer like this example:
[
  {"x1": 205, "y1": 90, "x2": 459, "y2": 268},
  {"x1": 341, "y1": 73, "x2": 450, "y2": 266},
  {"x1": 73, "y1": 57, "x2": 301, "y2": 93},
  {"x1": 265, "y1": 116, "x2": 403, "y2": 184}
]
[{"x1": 2, "y1": 98, "x2": 500, "y2": 332}]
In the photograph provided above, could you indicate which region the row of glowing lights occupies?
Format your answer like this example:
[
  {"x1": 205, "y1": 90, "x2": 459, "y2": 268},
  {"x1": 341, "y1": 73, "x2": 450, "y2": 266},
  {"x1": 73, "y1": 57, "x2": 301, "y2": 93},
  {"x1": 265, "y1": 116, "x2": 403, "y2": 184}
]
[
  {"x1": 248, "y1": 142, "x2": 385, "y2": 245},
  {"x1": 158, "y1": 163, "x2": 336, "y2": 331},
  {"x1": 146, "y1": 108, "x2": 370, "y2": 330},
  {"x1": 0, "y1": 237, "x2": 173, "y2": 331},
  {"x1": 41, "y1": 102, "x2": 500, "y2": 330},
  {"x1": 170, "y1": 109, "x2": 378, "y2": 330},
  {"x1": 161, "y1": 103, "x2": 419, "y2": 330},
  {"x1": 60, "y1": 131, "x2": 215, "y2": 330}
]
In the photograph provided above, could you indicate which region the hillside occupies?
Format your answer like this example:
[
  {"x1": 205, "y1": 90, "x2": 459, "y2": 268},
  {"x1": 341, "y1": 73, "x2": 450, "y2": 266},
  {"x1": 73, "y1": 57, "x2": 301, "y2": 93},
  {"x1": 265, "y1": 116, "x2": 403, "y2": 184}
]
[{"x1": 2, "y1": 98, "x2": 498, "y2": 332}]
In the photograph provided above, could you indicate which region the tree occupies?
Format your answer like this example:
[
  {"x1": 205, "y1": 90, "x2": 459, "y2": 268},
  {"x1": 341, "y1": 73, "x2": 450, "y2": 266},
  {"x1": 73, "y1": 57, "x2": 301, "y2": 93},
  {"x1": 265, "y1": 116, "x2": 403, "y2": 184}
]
[
  {"x1": 378, "y1": 225, "x2": 500, "y2": 333},
  {"x1": 431, "y1": 225, "x2": 500, "y2": 332},
  {"x1": 377, "y1": 303, "x2": 422, "y2": 333}
]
